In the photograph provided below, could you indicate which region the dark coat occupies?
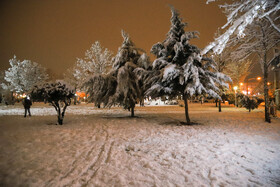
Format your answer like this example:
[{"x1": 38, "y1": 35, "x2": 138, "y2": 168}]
[{"x1": 23, "y1": 98, "x2": 32, "y2": 108}]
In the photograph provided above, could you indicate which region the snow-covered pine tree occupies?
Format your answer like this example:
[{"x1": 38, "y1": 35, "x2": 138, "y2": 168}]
[
  {"x1": 83, "y1": 72, "x2": 117, "y2": 108},
  {"x1": 146, "y1": 7, "x2": 230, "y2": 124},
  {"x1": 74, "y1": 41, "x2": 113, "y2": 89},
  {"x1": 84, "y1": 31, "x2": 150, "y2": 116},
  {"x1": 133, "y1": 53, "x2": 153, "y2": 106},
  {"x1": 2, "y1": 55, "x2": 49, "y2": 93},
  {"x1": 32, "y1": 81, "x2": 75, "y2": 125}
]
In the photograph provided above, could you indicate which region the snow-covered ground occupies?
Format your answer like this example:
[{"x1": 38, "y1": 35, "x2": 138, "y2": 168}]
[{"x1": 0, "y1": 103, "x2": 279, "y2": 186}]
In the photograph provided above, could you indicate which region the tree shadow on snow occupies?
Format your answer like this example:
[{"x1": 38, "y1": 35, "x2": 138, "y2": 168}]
[
  {"x1": 161, "y1": 118, "x2": 202, "y2": 126},
  {"x1": 46, "y1": 121, "x2": 69, "y2": 125},
  {"x1": 101, "y1": 115, "x2": 142, "y2": 119},
  {"x1": 210, "y1": 105, "x2": 234, "y2": 108},
  {"x1": 46, "y1": 122, "x2": 61, "y2": 125}
]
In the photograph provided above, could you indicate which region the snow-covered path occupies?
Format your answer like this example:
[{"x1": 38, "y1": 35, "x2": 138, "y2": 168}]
[{"x1": 0, "y1": 103, "x2": 280, "y2": 186}]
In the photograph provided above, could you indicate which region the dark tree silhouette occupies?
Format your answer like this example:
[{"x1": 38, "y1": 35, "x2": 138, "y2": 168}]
[{"x1": 32, "y1": 82, "x2": 75, "y2": 125}]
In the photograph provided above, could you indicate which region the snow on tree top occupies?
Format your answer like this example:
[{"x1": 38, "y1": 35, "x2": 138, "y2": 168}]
[{"x1": 146, "y1": 8, "x2": 230, "y2": 100}]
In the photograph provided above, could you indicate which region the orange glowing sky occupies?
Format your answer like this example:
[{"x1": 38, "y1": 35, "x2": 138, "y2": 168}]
[{"x1": 0, "y1": 0, "x2": 227, "y2": 78}]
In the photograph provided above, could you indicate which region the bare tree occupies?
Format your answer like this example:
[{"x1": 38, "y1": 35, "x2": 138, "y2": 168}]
[
  {"x1": 210, "y1": 31, "x2": 234, "y2": 112},
  {"x1": 213, "y1": 54, "x2": 232, "y2": 112},
  {"x1": 63, "y1": 67, "x2": 78, "y2": 87},
  {"x1": 224, "y1": 59, "x2": 253, "y2": 86},
  {"x1": 229, "y1": 19, "x2": 280, "y2": 122}
]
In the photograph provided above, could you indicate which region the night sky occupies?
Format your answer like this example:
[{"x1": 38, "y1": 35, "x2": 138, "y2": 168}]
[{"x1": 0, "y1": 0, "x2": 227, "y2": 78}]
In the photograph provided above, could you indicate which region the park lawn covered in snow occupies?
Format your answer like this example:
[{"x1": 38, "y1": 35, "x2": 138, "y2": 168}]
[{"x1": 0, "y1": 103, "x2": 280, "y2": 187}]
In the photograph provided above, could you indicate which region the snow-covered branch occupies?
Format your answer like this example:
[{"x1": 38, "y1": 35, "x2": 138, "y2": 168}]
[
  {"x1": 73, "y1": 41, "x2": 113, "y2": 89},
  {"x1": 203, "y1": 0, "x2": 280, "y2": 55}
]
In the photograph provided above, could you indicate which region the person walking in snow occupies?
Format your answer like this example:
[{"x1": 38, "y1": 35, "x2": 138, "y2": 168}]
[{"x1": 23, "y1": 96, "x2": 32, "y2": 117}]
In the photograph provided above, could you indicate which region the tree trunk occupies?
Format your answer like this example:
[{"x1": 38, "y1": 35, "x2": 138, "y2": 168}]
[
  {"x1": 57, "y1": 115, "x2": 63, "y2": 125},
  {"x1": 218, "y1": 100, "x2": 221, "y2": 112},
  {"x1": 183, "y1": 94, "x2": 191, "y2": 125},
  {"x1": 140, "y1": 98, "x2": 144, "y2": 107},
  {"x1": 248, "y1": 99, "x2": 251, "y2": 112},
  {"x1": 263, "y1": 60, "x2": 271, "y2": 123},
  {"x1": 73, "y1": 88, "x2": 77, "y2": 105},
  {"x1": 131, "y1": 106, "x2": 135, "y2": 117},
  {"x1": 57, "y1": 107, "x2": 63, "y2": 125},
  {"x1": 11, "y1": 91, "x2": 15, "y2": 105}
]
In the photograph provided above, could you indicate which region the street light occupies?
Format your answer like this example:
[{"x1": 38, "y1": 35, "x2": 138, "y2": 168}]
[
  {"x1": 233, "y1": 86, "x2": 238, "y2": 107},
  {"x1": 246, "y1": 76, "x2": 262, "y2": 95}
]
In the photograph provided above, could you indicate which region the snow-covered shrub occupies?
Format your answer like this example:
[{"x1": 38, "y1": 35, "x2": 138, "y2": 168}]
[
  {"x1": 32, "y1": 81, "x2": 75, "y2": 125},
  {"x1": 240, "y1": 95, "x2": 264, "y2": 112},
  {"x1": 145, "y1": 7, "x2": 231, "y2": 124}
]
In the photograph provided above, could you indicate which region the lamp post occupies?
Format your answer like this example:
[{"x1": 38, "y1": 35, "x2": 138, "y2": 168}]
[{"x1": 233, "y1": 86, "x2": 238, "y2": 107}]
